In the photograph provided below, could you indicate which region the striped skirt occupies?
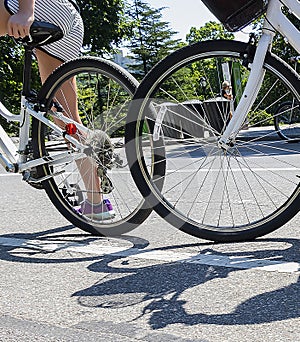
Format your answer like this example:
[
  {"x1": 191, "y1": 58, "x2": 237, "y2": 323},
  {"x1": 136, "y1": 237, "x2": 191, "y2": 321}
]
[{"x1": 5, "y1": 0, "x2": 84, "y2": 62}]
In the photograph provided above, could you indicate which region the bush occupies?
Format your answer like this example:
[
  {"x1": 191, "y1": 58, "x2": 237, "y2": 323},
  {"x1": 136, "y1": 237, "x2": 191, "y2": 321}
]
[{"x1": 248, "y1": 109, "x2": 273, "y2": 126}]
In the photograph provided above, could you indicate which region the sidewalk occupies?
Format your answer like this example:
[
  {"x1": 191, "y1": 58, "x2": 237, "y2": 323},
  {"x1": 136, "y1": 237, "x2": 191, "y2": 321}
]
[{"x1": 237, "y1": 125, "x2": 280, "y2": 141}]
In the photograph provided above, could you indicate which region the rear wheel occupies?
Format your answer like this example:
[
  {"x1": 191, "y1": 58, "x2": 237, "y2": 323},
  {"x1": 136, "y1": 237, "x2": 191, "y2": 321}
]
[
  {"x1": 274, "y1": 101, "x2": 300, "y2": 140},
  {"x1": 32, "y1": 57, "x2": 164, "y2": 236},
  {"x1": 126, "y1": 40, "x2": 300, "y2": 242}
]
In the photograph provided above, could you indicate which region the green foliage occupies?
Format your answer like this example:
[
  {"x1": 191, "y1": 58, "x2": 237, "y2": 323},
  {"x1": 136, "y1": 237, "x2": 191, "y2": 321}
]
[
  {"x1": 125, "y1": 0, "x2": 181, "y2": 77},
  {"x1": 0, "y1": 37, "x2": 40, "y2": 134},
  {"x1": 0, "y1": 38, "x2": 23, "y2": 112},
  {"x1": 162, "y1": 22, "x2": 232, "y2": 102},
  {"x1": 1, "y1": 1, "x2": 131, "y2": 134},
  {"x1": 249, "y1": 110, "x2": 273, "y2": 126},
  {"x1": 75, "y1": 73, "x2": 131, "y2": 137},
  {"x1": 252, "y1": 10, "x2": 299, "y2": 64},
  {"x1": 186, "y1": 21, "x2": 234, "y2": 43},
  {"x1": 77, "y1": 0, "x2": 131, "y2": 54},
  {"x1": 2, "y1": 1, "x2": 297, "y2": 137}
]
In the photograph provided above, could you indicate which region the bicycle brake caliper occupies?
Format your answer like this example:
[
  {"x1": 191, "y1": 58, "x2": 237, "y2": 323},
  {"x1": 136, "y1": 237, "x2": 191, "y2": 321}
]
[{"x1": 241, "y1": 33, "x2": 256, "y2": 69}]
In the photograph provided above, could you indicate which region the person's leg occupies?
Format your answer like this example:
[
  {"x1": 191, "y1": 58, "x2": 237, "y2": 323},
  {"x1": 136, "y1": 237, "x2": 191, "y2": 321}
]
[
  {"x1": 0, "y1": 0, "x2": 11, "y2": 36},
  {"x1": 36, "y1": 49, "x2": 102, "y2": 205},
  {"x1": 36, "y1": 49, "x2": 81, "y2": 124}
]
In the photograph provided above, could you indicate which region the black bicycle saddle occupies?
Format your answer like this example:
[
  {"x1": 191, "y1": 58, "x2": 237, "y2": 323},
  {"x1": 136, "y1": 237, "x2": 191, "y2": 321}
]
[{"x1": 20, "y1": 21, "x2": 63, "y2": 47}]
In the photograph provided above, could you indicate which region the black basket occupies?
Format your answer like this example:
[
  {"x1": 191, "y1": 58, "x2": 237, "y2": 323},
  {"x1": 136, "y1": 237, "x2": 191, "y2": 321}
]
[{"x1": 202, "y1": 0, "x2": 268, "y2": 31}]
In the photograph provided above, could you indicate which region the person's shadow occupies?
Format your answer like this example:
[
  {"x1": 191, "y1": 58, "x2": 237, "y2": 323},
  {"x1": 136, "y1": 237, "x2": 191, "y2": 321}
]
[{"x1": 72, "y1": 238, "x2": 300, "y2": 329}]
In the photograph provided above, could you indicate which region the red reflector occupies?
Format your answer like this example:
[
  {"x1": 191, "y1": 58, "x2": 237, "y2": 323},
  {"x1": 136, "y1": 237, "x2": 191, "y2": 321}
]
[{"x1": 65, "y1": 123, "x2": 77, "y2": 135}]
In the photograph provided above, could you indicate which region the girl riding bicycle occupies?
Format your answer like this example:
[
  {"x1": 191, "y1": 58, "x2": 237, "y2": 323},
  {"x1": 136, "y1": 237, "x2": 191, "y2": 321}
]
[{"x1": 0, "y1": 0, "x2": 115, "y2": 220}]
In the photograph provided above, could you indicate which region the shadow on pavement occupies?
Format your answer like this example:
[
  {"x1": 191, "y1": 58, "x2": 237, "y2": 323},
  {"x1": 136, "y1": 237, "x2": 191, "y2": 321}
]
[
  {"x1": 72, "y1": 237, "x2": 299, "y2": 329},
  {"x1": 1, "y1": 226, "x2": 299, "y2": 329},
  {"x1": 0, "y1": 225, "x2": 149, "y2": 264}
]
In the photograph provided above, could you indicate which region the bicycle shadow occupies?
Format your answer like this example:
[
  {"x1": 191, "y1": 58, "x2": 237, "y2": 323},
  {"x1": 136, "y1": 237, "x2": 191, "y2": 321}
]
[
  {"x1": 72, "y1": 237, "x2": 300, "y2": 329},
  {"x1": 1, "y1": 226, "x2": 299, "y2": 329},
  {"x1": 0, "y1": 225, "x2": 149, "y2": 264}
]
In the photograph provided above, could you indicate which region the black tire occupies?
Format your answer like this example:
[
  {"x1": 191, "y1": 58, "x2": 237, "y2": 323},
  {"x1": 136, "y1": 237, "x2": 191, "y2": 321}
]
[
  {"x1": 126, "y1": 40, "x2": 300, "y2": 242},
  {"x1": 32, "y1": 57, "x2": 165, "y2": 236},
  {"x1": 274, "y1": 101, "x2": 300, "y2": 140}
]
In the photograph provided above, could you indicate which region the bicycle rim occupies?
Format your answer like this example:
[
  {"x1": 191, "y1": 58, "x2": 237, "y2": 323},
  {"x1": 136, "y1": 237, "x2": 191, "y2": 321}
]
[{"x1": 126, "y1": 40, "x2": 300, "y2": 241}]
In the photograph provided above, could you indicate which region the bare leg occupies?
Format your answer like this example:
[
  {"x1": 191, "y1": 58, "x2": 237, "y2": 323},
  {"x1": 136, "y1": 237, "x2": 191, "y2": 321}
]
[
  {"x1": 0, "y1": 1, "x2": 11, "y2": 36},
  {"x1": 36, "y1": 49, "x2": 102, "y2": 204},
  {"x1": 35, "y1": 49, "x2": 81, "y2": 123}
]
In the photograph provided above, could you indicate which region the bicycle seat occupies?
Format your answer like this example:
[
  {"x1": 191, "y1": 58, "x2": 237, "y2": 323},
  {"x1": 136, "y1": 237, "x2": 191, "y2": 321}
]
[{"x1": 20, "y1": 21, "x2": 63, "y2": 47}]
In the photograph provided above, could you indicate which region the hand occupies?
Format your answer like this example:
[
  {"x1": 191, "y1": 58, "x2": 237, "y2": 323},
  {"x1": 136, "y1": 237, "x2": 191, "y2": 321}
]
[{"x1": 7, "y1": 12, "x2": 34, "y2": 39}]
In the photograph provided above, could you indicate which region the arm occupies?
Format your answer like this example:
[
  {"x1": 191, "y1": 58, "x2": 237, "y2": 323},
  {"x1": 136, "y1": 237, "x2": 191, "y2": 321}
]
[{"x1": 7, "y1": 0, "x2": 35, "y2": 38}]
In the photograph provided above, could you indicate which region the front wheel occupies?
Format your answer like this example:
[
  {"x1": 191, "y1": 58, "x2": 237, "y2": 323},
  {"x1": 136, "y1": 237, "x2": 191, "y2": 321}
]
[
  {"x1": 126, "y1": 40, "x2": 300, "y2": 242},
  {"x1": 32, "y1": 57, "x2": 164, "y2": 236}
]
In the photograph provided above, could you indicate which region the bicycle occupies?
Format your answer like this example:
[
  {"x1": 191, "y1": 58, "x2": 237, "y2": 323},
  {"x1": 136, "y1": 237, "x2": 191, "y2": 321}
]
[
  {"x1": 274, "y1": 56, "x2": 300, "y2": 140},
  {"x1": 125, "y1": 0, "x2": 300, "y2": 242},
  {"x1": 274, "y1": 99, "x2": 300, "y2": 140},
  {"x1": 0, "y1": 21, "x2": 164, "y2": 236}
]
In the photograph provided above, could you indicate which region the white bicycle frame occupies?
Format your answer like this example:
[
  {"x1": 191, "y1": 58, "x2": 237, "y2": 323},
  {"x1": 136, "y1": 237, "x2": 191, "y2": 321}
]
[
  {"x1": 218, "y1": 0, "x2": 300, "y2": 148},
  {"x1": 0, "y1": 89, "x2": 89, "y2": 176}
]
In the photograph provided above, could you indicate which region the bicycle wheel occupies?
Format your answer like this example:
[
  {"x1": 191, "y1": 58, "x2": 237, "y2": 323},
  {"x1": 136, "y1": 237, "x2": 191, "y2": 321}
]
[
  {"x1": 274, "y1": 101, "x2": 300, "y2": 140},
  {"x1": 32, "y1": 57, "x2": 165, "y2": 236},
  {"x1": 126, "y1": 40, "x2": 300, "y2": 242}
]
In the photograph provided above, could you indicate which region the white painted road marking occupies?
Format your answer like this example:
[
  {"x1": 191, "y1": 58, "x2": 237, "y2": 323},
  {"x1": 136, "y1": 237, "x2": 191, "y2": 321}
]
[
  {"x1": 0, "y1": 174, "x2": 21, "y2": 177},
  {"x1": 0, "y1": 236, "x2": 299, "y2": 274}
]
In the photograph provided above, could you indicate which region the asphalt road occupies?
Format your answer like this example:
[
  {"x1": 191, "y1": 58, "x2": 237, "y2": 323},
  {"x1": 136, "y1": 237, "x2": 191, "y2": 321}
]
[{"x1": 0, "y1": 169, "x2": 299, "y2": 342}]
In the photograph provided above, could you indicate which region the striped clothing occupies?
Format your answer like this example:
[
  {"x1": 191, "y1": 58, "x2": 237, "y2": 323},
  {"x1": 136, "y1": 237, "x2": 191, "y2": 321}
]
[{"x1": 5, "y1": 0, "x2": 84, "y2": 62}]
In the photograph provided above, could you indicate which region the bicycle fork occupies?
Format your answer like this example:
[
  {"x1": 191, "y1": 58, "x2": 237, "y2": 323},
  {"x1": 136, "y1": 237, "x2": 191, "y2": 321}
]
[{"x1": 218, "y1": 26, "x2": 275, "y2": 150}]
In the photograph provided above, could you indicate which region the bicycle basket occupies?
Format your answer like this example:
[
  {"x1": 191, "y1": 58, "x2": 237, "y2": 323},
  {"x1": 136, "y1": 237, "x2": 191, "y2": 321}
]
[{"x1": 202, "y1": 0, "x2": 268, "y2": 31}]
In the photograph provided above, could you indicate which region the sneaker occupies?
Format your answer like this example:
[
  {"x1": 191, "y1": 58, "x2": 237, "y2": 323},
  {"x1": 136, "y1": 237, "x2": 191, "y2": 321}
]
[{"x1": 78, "y1": 199, "x2": 115, "y2": 220}]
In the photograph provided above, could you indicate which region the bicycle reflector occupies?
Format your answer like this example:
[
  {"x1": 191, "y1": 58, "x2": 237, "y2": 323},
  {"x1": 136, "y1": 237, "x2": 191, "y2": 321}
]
[{"x1": 65, "y1": 123, "x2": 77, "y2": 135}]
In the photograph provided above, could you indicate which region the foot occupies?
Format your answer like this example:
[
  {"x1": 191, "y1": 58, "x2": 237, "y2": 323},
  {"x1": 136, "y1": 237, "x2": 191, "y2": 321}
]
[{"x1": 77, "y1": 199, "x2": 115, "y2": 220}]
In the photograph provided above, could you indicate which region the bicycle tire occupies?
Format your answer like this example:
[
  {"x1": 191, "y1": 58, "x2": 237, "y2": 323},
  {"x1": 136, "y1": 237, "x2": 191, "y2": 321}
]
[
  {"x1": 32, "y1": 57, "x2": 165, "y2": 236},
  {"x1": 274, "y1": 101, "x2": 300, "y2": 140},
  {"x1": 126, "y1": 40, "x2": 300, "y2": 242}
]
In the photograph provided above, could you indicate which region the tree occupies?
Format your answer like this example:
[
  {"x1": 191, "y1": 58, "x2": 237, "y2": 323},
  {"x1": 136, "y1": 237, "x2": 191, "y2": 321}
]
[
  {"x1": 186, "y1": 21, "x2": 234, "y2": 44},
  {"x1": 171, "y1": 23, "x2": 234, "y2": 101},
  {"x1": 125, "y1": 0, "x2": 181, "y2": 77},
  {"x1": 77, "y1": 0, "x2": 131, "y2": 54},
  {"x1": 0, "y1": 1, "x2": 131, "y2": 133},
  {"x1": 252, "y1": 12, "x2": 299, "y2": 63},
  {"x1": 0, "y1": 37, "x2": 40, "y2": 133}
]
